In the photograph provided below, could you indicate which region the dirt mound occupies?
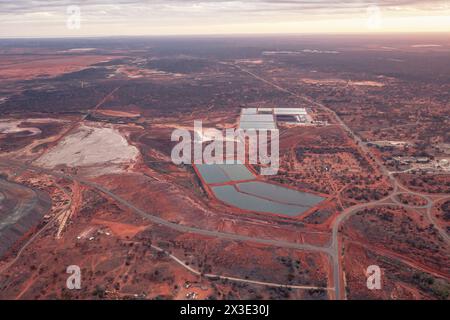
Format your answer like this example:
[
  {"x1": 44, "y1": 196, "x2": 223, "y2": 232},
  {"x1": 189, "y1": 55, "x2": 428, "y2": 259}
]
[{"x1": 34, "y1": 124, "x2": 139, "y2": 172}]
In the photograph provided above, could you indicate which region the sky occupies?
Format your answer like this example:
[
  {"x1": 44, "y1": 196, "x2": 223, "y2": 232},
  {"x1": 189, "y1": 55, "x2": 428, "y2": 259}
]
[{"x1": 0, "y1": 0, "x2": 449, "y2": 37}]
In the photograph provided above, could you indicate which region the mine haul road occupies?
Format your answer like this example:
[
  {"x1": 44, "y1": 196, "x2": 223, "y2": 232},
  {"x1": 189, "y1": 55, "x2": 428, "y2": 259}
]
[
  {"x1": 227, "y1": 62, "x2": 450, "y2": 300},
  {"x1": 1, "y1": 67, "x2": 449, "y2": 299},
  {"x1": 3, "y1": 156, "x2": 446, "y2": 300},
  {"x1": 0, "y1": 160, "x2": 337, "y2": 292}
]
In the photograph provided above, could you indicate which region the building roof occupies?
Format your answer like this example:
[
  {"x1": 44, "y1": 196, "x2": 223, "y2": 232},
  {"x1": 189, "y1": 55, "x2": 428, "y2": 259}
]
[
  {"x1": 239, "y1": 122, "x2": 277, "y2": 130},
  {"x1": 273, "y1": 108, "x2": 307, "y2": 115},
  {"x1": 241, "y1": 108, "x2": 257, "y2": 115},
  {"x1": 240, "y1": 114, "x2": 275, "y2": 122}
]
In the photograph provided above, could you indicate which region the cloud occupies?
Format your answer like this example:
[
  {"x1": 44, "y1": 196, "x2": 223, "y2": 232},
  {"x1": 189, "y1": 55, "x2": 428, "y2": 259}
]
[
  {"x1": 0, "y1": 0, "x2": 449, "y2": 36},
  {"x1": 1, "y1": 0, "x2": 449, "y2": 16}
]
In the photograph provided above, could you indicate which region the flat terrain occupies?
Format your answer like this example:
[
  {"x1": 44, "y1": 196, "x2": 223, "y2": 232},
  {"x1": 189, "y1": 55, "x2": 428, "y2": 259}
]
[
  {"x1": 35, "y1": 123, "x2": 139, "y2": 174},
  {"x1": 0, "y1": 35, "x2": 448, "y2": 300}
]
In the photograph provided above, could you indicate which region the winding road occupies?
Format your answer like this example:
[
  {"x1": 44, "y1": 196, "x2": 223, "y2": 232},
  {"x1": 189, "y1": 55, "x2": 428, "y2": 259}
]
[
  {"x1": 227, "y1": 62, "x2": 450, "y2": 299},
  {"x1": 0, "y1": 64, "x2": 448, "y2": 300}
]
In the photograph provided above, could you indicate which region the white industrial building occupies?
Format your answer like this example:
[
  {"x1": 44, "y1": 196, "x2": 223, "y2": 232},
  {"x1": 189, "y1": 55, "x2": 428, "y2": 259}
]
[
  {"x1": 239, "y1": 109, "x2": 277, "y2": 130},
  {"x1": 241, "y1": 108, "x2": 258, "y2": 115},
  {"x1": 240, "y1": 114, "x2": 275, "y2": 122},
  {"x1": 239, "y1": 107, "x2": 311, "y2": 129},
  {"x1": 273, "y1": 108, "x2": 307, "y2": 116}
]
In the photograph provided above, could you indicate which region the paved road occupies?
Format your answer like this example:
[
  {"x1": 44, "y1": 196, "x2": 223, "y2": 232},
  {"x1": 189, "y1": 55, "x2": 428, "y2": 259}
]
[
  {"x1": 1, "y1": 157, "x2": 447, "y2": 300},
  {"x1": 1, "y1": 67, "x2": 448, "y2": 299},
  {"x1": 228, "y1": 63, "x2": 449, "y2": 299},
  {"x1": 0, "y1": 160, "x2": 333, "y2": 253},
  {"x1": 229, "y1": 63, "x2": 393, "y2": 299}
]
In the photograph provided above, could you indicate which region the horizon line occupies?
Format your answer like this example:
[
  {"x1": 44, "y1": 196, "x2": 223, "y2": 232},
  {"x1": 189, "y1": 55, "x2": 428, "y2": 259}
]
[{"x1": 1, "y1": 30, "x2": 450, "y2": 40}]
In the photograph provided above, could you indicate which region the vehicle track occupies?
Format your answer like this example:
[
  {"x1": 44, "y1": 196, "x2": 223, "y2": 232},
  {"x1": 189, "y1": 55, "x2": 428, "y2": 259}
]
[
  {"x1": 151, "y1": 244, "x2": 333, "y2": 292},
  {"x1": 1, "y1": 67, "x2": 448, "y2": 299},
  {"x1": 227, "y1": 63, "x2": 449, "y2": 299}
]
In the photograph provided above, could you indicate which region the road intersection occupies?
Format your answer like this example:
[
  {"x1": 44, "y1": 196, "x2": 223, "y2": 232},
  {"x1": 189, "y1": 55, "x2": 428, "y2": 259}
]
[{"x1": 0, "y1": 65, "x2": 448, "y2": 300}]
